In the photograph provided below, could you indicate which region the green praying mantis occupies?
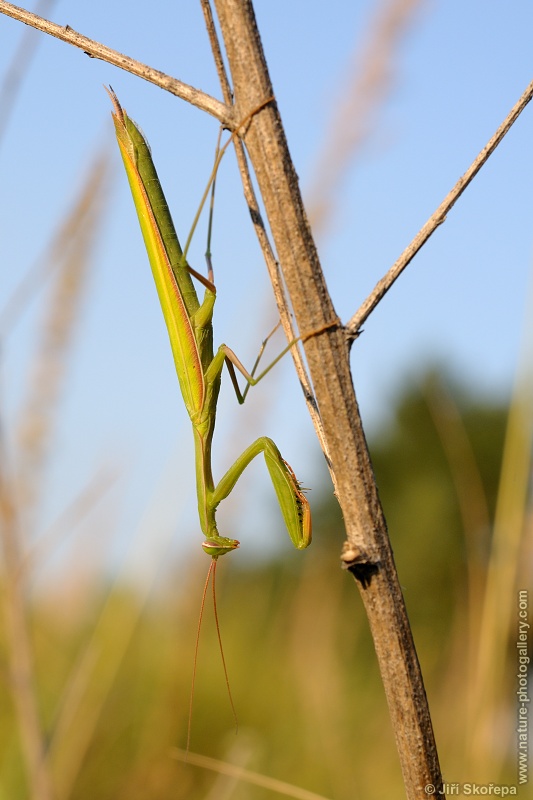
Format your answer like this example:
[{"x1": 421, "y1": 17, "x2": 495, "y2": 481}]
[
  {"x1": 108, "y1": 89, "x2": 313, "y2": 733},
  {"x1": 108, "y1": 88, "x2": 311, "y2": 560}
]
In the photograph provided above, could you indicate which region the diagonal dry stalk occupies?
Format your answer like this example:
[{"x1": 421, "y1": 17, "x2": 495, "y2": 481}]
[
  {"x1": 0, "y1": 0, "x2": 231, "y2": 125},
  {"x1": 173, "y1": 746, "x2": 333, "y2": 800},
  {"x1": 14, "y1": 152, "x2": 110, "y2": 531},
  {"x1": 306, "y1": 0, "x2": 425, "y2": 236},
  {"x1": 346, "y1": 77, "x2": 533, "y2": 339}
]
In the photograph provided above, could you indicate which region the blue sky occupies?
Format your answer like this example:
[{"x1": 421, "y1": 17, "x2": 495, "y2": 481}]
[{"x1": 1, "y1": 0, "x2": 532, "y2": 578}]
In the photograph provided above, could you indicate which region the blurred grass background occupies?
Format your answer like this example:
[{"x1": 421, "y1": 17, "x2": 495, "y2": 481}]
[
  {"x1": 1, "y1": 359, "x2": 531, "y2": 798},
  {"x1": 1, "y1": 1, "x2": 532, "y2": 798}
]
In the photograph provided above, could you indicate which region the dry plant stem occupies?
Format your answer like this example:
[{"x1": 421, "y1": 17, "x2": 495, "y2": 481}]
[
  {"x1": 211, "y1": 0, "x2": 442, "y2": 796},
  {"x1": 16, "y1": 152, "x2": 108, "y2": 533},
  {"x1": 172, "y1": 747, "x2": 333, "y2": 800},
  {"x1": 0, "y1": 0, "x2": 232, "y2": 125},
  {"x1": 233, "y1": 139, "x2": 333, "y2": 466},
  {"x1": 0, "y1": 149, "x2": 108, "y2": 800},
  {"x1": 200, "y1": 0, "x2": 230, "y2": 104},
  {"x1": 424, "y1": 380, "x2": 490, "y2": 767},
  {"x1": 347, "y1": 77, "x2": 533, "y2": 338},
  {"x1": 230, "y1": 133, "x2": 332, "y2": 460},
  {"x1": 469, "y1": 372, "x2": 533, "y2": 774},
  {"x1": 200, "y1": 0, "x2": 332, "y2": 467},
  {"x1": 307, "y1": 0, "x2": 424, "y2": 235}
]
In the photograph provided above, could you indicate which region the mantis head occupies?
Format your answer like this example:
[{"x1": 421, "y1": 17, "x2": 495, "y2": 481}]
[{"x1": 201, "y1": 537, "x2": 240, "y2": 558}]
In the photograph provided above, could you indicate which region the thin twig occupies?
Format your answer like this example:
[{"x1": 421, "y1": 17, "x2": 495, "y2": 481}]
[
  {"x1": 0, "y1": 0, "x2": 232, "y2": 125},
  {"x1": 200, "y1": 0, "x2": 232, "y2": 105},
  {"x1": 346, "y1": 77, "x2": 533, "y2": 338},
  {"x1": 232, "y1": 136, "x2": 333, "y2": 466}
]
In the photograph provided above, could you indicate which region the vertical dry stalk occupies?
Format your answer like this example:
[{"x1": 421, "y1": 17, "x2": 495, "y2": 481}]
[
  {"x1": 209, "y1": 1, "x2": 443, "y2": 796},
  {"x1": 0, "y1": 470, "x2": 53, "y2": 800},
  {"x1": 424, "y1": 378, "x2": 491, "y2": 757},
  {"x1": 46, "y1": 464, "x2": 189, "y2": 800},
  {"x1": 468, "y1": 374, "x2": 533, "y2": 776},
  {"x1": 288, "y1": 559, "x2": 354, "y2": 797},
  {"x1": 48, "y1": 589, "x2": 143, "y2": 800},
  {"x1": 0, "y1": 150, "x2": 109, "y2": 800},
  {"x1": 201, "y1": 0, "x2": 332, "y2": 466}
]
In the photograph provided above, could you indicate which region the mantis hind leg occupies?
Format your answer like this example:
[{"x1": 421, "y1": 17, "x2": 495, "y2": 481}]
[{"x1": 211, "y1": 437, "x2": 311, "y2": 550}]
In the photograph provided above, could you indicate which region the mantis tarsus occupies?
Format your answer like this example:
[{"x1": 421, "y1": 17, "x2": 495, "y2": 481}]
[{"x1": 108, "y1": 89, "x2": 312, "y2": 735}]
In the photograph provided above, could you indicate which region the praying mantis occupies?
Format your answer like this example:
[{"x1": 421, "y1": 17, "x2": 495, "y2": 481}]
[
  {"x1": 108, "y1": 89, "x2": 314, "y2": 738},
  {"x1": 108, "y1": 89, "x2": 311, "y2": 564}
]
